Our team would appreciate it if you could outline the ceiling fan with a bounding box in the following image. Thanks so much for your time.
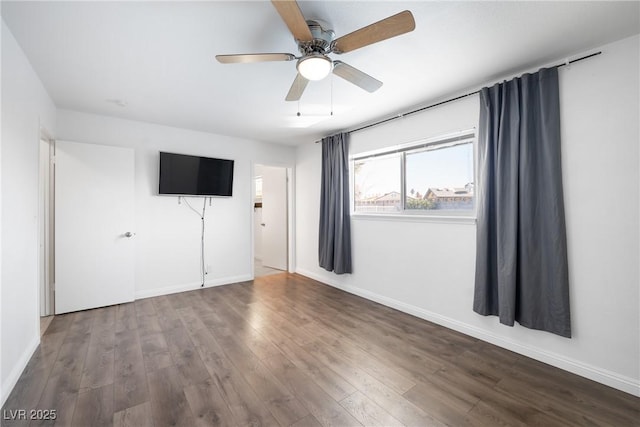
[215,0,415,101]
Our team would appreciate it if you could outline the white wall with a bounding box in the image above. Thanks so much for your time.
[56,110,296,299]
[1,20,57,405]
[295,35,640,396]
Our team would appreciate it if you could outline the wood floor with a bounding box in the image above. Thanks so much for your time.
[2,273,638,426]
[39,317,53,337]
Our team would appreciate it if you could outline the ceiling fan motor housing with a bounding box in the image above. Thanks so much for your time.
[298,19,335,56]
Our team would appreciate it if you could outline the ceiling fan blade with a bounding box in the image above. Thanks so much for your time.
[285,73,309,101]
[271,0,313,42]
[332,61,383,93]
[216,53,296,64]
[332,10,415,54]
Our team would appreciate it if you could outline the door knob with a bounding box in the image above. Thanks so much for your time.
[124,232,136,238]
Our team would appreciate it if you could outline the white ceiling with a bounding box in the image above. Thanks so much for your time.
[2,1,639,145]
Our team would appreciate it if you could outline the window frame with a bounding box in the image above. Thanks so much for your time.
[350,129,477,221]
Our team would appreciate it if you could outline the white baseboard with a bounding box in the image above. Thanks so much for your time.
[135,274,253,300]
[1,333,40,407]
[295,268,640,397]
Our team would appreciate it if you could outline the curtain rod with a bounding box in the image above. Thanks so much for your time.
[334,51,601,137]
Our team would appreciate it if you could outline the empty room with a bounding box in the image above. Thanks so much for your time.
[1,1,639,426]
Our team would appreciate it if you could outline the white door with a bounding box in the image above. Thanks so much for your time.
[261,166,288,271]
[55,141,135,314]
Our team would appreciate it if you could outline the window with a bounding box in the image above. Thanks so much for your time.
[352,130,475,215]
[353,154,402,213]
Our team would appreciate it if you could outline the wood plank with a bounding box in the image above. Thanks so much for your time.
[0,331,67,423]
[403,380,476,426]
[65,310,95,341]
[43,312,74,335]
[262,354,363,427]
[40,316,54,336]
[27,331,68,374]
[80,325,115,392]
[113,402,153,427]
[72,384,114,427]
[494,376,607,427]
[189,292,220,319]
[339,391,404,427]
[113,329,149,412]
[192,297,283,361]
[30,384,77,427]
[134,298,156,317]
[151,296,183,331]
[496,358,640,426]
[464,391,570,426]
[222,284,316,345]
[198,311,227,331]
[290,414,324,427]
[211,332,310,426]
[30,318,92,426]
[48,328,91,387]
[162,325,210,387]
[447,343,519,388]
[1,371,49,427]
[312,310,445,384]
[303,320,416,394]
[92,305,117,331]
[139,332,173,373]
[302,340,443,427]
[186,327,281,426]
[183,378,236,427]
[257,322,357,402]
[167,291,191,310]
[148,365,196,427]
[175,306,208,333]
[135,313,163,338]
[115,303,137,333]
[427,363,503,413]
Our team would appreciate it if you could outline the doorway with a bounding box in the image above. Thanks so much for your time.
[253,164,290,277]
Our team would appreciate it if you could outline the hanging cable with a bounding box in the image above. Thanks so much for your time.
[201,198,206,287]
[182,197,201,217]
[182,197,208,287]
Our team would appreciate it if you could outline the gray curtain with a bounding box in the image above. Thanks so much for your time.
[473,67,571,338]
[319,132,352,274]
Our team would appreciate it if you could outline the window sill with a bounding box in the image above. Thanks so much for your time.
[351,213,476,225]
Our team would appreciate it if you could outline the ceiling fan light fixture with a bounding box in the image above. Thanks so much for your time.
[297,55,332,81]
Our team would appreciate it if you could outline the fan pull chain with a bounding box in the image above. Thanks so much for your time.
[330,72,334,116]
[297,98,301,117]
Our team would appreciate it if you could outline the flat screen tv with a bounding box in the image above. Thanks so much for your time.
[159,152,234,197]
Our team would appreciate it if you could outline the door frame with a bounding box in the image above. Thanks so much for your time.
[38,127,55,317]
[251,162,295,277]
